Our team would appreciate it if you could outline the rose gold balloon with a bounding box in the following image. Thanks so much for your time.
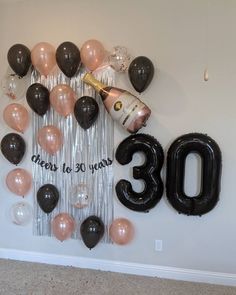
[52,213,75,242]
[31,42,56,76]
[109,218,134,245]
[80,39,106,71]
[6,168,32,197]
[50,84,76,117]
[3,103,29,133]
[37,125,63,155]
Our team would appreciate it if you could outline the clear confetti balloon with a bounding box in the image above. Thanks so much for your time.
[70,183,90,209]
[108,46,131,72]
[1,73,27,101]
[10,202,33,226]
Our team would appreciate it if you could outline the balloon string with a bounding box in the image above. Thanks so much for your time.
[204,0,210,82]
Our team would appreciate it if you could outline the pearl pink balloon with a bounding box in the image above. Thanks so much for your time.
[80,39,106,71]
[31,42,56,76]
[3,103,29,133]
[50,84,76,117]
[109,218,134,245]
[6,168,32,197]
[10,202,33,225]
[52,213,75,242]
[37,125,63,155]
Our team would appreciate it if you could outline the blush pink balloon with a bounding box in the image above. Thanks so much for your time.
[6,168,32,197]
[50,84,76,117]
[52,213,75,242]
[3,103,29,133]
[80,39,106,71]
[109,218,134,245]
[31,42,56,76]
[37,125,63,155]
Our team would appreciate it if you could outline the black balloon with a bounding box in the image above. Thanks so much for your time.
[1,133,26,165]
[74,96,99,129]
[128,56,154,93]
[37,184,59,214]
[115,134,164,212]
[166,133,222,216]
[56,42,81,78]
[80,216,104,249]
[7,44,31,77]
[26,83,50,116]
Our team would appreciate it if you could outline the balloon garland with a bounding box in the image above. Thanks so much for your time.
[0,39,222,250]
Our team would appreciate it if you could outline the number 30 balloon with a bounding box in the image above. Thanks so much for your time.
[115,133,164,212]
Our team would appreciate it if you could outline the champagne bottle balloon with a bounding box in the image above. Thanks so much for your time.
[82,73,151,133]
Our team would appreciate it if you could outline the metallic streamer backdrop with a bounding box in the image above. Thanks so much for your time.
[31,66,114,243]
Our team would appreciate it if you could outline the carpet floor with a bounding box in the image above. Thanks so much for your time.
[0,259,235,295]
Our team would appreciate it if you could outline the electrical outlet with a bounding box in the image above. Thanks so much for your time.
[155,239,163,251]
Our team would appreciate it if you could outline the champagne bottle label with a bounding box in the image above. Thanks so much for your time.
[109,92,146,129]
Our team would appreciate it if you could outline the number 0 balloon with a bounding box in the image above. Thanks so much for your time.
[166,133,222,216]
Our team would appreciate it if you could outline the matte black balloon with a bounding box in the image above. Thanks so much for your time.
[115,133,164,212]
[166,133,222,216]
[7,44,31,77]
[37,184,59,214]
[26,83,50,116]
[128,56,154,93]
[1,133,26,165]
[80,216,104,249]
[56,42,81,78]
[74,96,99,129]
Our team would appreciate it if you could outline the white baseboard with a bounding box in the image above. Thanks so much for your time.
[0,248,235,287]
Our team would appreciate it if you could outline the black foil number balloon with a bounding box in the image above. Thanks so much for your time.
[26,83,50,116]
[80,216,104,249]
[115,134,164,212]
[37,184,59,214]
[7,44,31,77]
[1,133,26,165]
[166,133,222,216]
[74,96,99,129]
[128,56,154,93]
[56,41,81,78]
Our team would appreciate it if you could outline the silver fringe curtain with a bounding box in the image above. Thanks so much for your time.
[31,66,114,243]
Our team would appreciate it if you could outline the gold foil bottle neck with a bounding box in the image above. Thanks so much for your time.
[82,73,107,93]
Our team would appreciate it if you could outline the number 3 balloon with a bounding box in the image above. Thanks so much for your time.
[115,133,164,212]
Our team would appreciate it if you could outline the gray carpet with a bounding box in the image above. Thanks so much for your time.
[0,259,235,295]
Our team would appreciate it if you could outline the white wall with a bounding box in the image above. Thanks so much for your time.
[0,0,235,276]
